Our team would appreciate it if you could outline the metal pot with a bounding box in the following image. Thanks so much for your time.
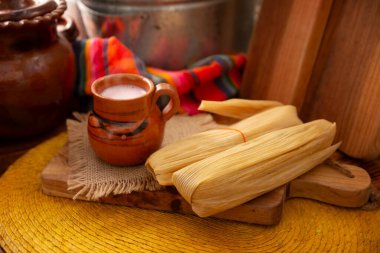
[78,0,255,70]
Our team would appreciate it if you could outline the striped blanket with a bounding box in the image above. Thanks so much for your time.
[73,37,246,115]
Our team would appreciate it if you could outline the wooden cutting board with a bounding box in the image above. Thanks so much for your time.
[40,146,371,225]
[241,0,380,160]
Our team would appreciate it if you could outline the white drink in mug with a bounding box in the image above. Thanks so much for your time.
[101,84,146,100]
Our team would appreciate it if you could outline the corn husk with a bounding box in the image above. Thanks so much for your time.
[146,105,302,185]
[172,119,339,217]
[198,99,283,119]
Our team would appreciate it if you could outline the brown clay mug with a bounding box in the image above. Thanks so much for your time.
[88,73,180,166]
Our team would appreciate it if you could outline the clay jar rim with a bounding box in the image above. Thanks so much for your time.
[0,0,67,29]
[91,73,155,122]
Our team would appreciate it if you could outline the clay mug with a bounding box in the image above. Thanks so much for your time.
[88,73,180,166]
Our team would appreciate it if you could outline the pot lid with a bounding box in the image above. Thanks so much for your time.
[0,0,66,28]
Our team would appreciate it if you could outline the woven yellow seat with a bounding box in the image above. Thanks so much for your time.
[1,132,380,252]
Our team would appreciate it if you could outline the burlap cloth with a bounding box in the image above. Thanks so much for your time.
[66,113,219,200]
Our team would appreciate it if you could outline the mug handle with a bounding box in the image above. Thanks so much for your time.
[152,83,180,122]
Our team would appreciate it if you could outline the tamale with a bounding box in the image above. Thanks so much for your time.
[172,120,339,217]
[198,99,283,119]
[146,105,302,185]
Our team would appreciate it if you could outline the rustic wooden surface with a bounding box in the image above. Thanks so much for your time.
[40,144,371,225]
[289,162,371,207]
[240,0,333,109]
[40,145,286,225]
[300,0,380,160]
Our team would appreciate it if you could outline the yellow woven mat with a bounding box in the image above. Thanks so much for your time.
[1,133,380,252]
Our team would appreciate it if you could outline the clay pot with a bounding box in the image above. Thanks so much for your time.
[88,74,180,166]
[0,0,76,138]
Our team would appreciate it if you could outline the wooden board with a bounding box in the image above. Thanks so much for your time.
[41,146,371,225]
[240,0,380,160]
[240,0,333,110]
[300,0,380,159]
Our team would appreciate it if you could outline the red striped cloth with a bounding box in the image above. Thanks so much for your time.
[73,37,246,115]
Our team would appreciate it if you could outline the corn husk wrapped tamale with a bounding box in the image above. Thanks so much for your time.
[172,119,339,217]
[146,105,302,185]
[198,99,283,119]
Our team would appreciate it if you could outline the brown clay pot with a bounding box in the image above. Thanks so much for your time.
[0,0,76,138]
[88,74,180,166]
